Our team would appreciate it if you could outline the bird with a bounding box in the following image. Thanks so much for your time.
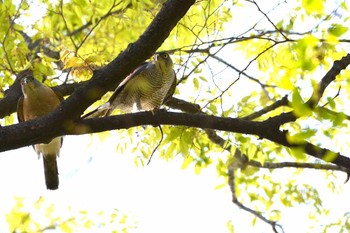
[17,76,63,190]
[83,52,176,118]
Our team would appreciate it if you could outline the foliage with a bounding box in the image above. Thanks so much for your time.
[5,196,136,233]
[1,0,350,232]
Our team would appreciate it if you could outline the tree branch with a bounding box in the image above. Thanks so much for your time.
[17,30,60,60]
[67,4,132,37]
[246,0,288,40]
[312,53,350,105]
[262,53,350,128]
[2,110,350,169]
[241,95,289,120]
[167,98,350,175]
[247,160,350,173]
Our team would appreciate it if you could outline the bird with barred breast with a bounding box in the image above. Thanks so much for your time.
[17,76,63,190]
[84,52,176,118]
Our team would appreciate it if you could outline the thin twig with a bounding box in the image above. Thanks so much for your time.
[59,0,78,50]
[247,160,350,173]
[228,162,284,233]
[1,0,25,74]
[209,54,276,89]
[320,86,341,108]
[76,0,120,50]
[246,0,288,40]
[242,95,289,120]
[67,4,131,36]
[147,125,164,165]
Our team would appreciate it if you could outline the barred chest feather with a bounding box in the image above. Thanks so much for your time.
[140,67,175,111]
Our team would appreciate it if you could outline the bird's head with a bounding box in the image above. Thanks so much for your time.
[154,52,173,69]
[20,76,43,97]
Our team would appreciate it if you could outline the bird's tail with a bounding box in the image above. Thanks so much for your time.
[82,102,111,119]
[43,154,59,190]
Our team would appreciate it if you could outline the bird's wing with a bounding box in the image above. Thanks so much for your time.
[53,91,64,147]
[108,61,150,103]
[17,95,47,150]
[17,96,25,122]
[162,71,177,105]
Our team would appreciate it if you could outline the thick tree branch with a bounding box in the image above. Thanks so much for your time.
[312,53,350,105]
[167,98,350,174]
[77,112,350,168]
[167,96,350,170]
[3,110,350,168]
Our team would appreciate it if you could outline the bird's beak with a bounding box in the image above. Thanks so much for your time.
[153,53,159,61]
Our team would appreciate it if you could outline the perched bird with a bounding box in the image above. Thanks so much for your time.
[17,76,63,190]
[84,52,176,118]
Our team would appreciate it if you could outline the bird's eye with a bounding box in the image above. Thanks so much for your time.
[163,53,168,58]
[21,76,34,85]
[26,76,34,82]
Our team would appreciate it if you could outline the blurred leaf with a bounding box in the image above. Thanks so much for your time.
[291,89,312,117]
[328,24,348,37]
[302,0,324,14]
[322,151,338,163]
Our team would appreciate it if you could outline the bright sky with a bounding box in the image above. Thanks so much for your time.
[0,134,256,233]
[1,0,350,233]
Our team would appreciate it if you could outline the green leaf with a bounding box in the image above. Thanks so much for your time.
[193,77,199,90]
[328,24,348,37]
[287,129,316,145]
[181,156,193,170]
[291,89,312,117]
[289,147,307,160]
[226,220,235,233]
